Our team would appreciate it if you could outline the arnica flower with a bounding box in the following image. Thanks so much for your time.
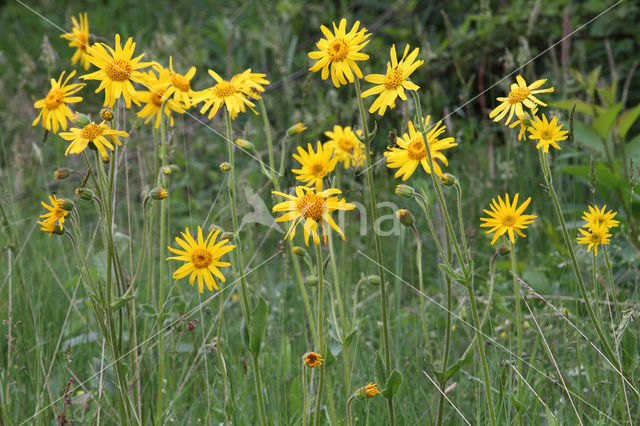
[60,121,129,160]
[303,352,323,368]
[384,116,457,180]
[288,122,307,136]
[509,107,537,141]
[161,56,196,108]
[361,44,424,116]
[81,34,151,108]
[527,114,568,153]
[480,193,537,245]
[192,70,255,119]
[231,69,270,100]
[577,225,611,255]
[272,186,355,246]
[308,18,370,88]
[356,382,380,399]
[323,125,365,169]
[291,142,338,191]
[167,226,235,293]
[60,13,91,70]
[32,70,85,133]
[40,195,70,230]
[489,75,554,125]
[38,220,64,237]
[581,205,619,232]
[137,66,187,128]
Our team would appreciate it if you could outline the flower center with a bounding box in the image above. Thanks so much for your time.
[44,89,65,109]
[540,129,552,140]
[508,86,530,104]
[105,59,133,82]
[337,137,355,153]
[589,233,601,243]
[311,163,326,177]
[384,68,403,90]
[171,73,191,92]
[80,123,104,141]
[327,39,348,62]
[191,248,213,269]
[502,214,516,226]
[212,81,235,98]
[407,138,427,160]
[151,88,165,107]
[296,193,327,222]
[75,33,88,50]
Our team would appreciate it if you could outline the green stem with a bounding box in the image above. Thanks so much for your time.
[354,77,395,426]
[411,224,433,359]
[508,238,523,402]
[314,244,326,426]
[435,228,454,426]
[217,294,233,425]
[346,394,355,426]
[603,247,621,323]
[302,363,308,426]
[259,98,277,184]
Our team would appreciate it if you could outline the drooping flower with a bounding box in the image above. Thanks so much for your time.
[60,121,129,160]
[323,125,365,169]
[272,186,355,246]
[32,70,85,133]
[527,114,568,153]
[509,107,538,141]
[356,383,380,399]
[489,75,554,125]
[60,13,91,70]
[291,142,338,191]
[192,70,255,119]
[81,34,151,107]
[161,56,197,108]
[39,195,70,230]
[361,44,424,116]
[384,116,457,180]
[577,225,611,256]
[137,65,187,128]
[581,205,619,232]
[38,220,63,237]
[303,352,323,368]
[480,193,537,245]
[167,226,235,293]
[308,18,370,87]
[231,69,270,99]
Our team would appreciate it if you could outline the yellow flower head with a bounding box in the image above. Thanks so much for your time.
[60,121,129,160]
[577,225,611,256]
[40,195,70,230]
[303,352,323,368]
[509,107,538,141]
[480,193,537,245]
[192,70,255,120]
[384,116,457,180]
[489,75,554,125]
[581,205,619,232]
[32,70,85,134]
[272,186,355,246]
[356,382,380,399]
[37,220,63,237]
[231,69,270,99]
[167,226,235,293]
[323,125,365,169]
[361,44,424,116]
[527,114,568,153]
[137,65,187,128]
[81,34,152,108]
[60,13,91,70]
[161,56,197,108]
[291,142,338,191]
[288,122,307,136]
[308,18,370,87]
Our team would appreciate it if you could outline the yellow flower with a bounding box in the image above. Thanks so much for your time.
[508,107,538,141]
[231,69,270,99]
[527,114,568,153]
[384,116,457,180]
[60,13,91,70]
[303,352,323,368]
[32,70,85,133]
[489,75,554,125]
[356,382,380,399]
[361,44,424,116]
[37,220,63,237]
[288,122,307,136]
[480,193,537,245]
[581,205,619,232]
[60,121,129,160]
[137,66,187,128]
[81,34,151,108]
[192,70,255,119]
[323,125,365,169]
[272,186,355,246]
[167,226,235,293]
[577,225,611,256]
[291,142,338,191]
[40,195,69,230]
[162,56,197,108]
[308,18,370,87]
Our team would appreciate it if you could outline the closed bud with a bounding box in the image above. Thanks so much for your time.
[162,166,172,175]
[358,275,380,287]
[54,168,70,180]
[100,108,114,122]
[440,173,457,187]
[235,138,254,150]
[58,198,75,211]
[292,246,306,257]
[287,122,307,137]
[149,187,168,200]
[221,231,234,241]
[496,243,510,256]
[102,153,110,164]
[220,162,232,172]
[395,184,415,198]
[170,164,180,173]
[72,112,91,127]
[395,209,414,227]
[75,187,94,201]
[304,275,318,286]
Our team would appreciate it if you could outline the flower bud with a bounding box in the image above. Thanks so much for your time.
[149,187,168,200]
[54,168,70,180]
[496,243,510,256]
[100,108,114,122]
[38,221,65,236]
[162,166,172,176]
[72,112,91,127]
[56,198,75,211]
[75,187,94,201]
[235,138,254,150]
[287,122,307,137]
[440,173,457,187]
[221,231,234,241]
[395,209,414,227]
[304,275,318,286]
[292,246,306,257]
[356,383,380,400]
[358,275,380,287]
[220,162,232,172]
[395,184,415,199]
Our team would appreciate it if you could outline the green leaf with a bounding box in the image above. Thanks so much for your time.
[627,134,640,164]
[438,263,466,285]
[573,122,605,156]
[593,103,622,139]
[381,369,402,399]
[249,297,268,357]
[551,99,597,116]
[618,104,640,139]
[434,349,473,383]
[110,294,134,311]
[545,406,559,426]
[374,352,386,387]
[561,162,624,190]
[587,66,601,100]
[139,303,157,318]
